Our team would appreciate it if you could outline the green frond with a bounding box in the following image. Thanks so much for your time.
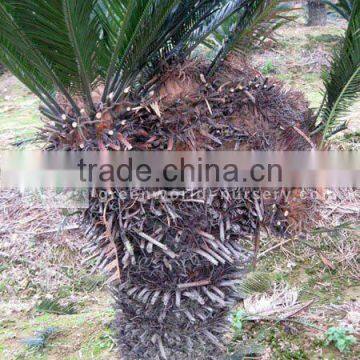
[0,43,61,115]
[0,0,261,122]
[208,0,296,74]
[135,0,248,91]
[104,0,182,101]
[4,1,78,88]
[101,0,153,101]
[96,0,129,42]
[317,0,360,146]
[0,0,80,114]
[184,0,249,55]
[104,0,248,98]
[63,0,103,111]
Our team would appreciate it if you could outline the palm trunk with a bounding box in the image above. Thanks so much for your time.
[76,60,318,360]
[307,0,327,26]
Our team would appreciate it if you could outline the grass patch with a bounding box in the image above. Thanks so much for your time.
[80,329,115,358]
[306,33,342,47]
[0,73,41,149]
[261,59,276,75]
[0,296,115,360]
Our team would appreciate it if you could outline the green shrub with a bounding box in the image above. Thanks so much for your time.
[324,326,357,353]
[261,60,276,75]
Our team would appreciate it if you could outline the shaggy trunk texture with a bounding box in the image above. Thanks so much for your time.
[41,59,318,359]
[307,0,327,26]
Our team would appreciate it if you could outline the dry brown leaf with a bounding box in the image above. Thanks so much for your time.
[150,102,161,118]
[320,254,336,270]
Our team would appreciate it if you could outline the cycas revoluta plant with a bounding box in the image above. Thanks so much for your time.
[311,0,360,146]
[1,0,355,359]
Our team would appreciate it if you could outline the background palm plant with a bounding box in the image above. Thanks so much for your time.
[0,0,358,359]
[307,0,327,26]
[323,0,354,21]
[206,0,296,72]
[311,0,360,145]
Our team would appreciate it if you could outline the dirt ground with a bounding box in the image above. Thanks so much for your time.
[0,13,359,360]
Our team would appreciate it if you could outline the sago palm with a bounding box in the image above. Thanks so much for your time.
[1,0,358,359]
[311,0,360,145]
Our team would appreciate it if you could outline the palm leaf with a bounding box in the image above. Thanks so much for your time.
[4,1,78,88]
[104,0,181,102]
[100,0,148,101]
[135,0,249,92]
[0,1,80,114]
[208,0,296,74]
[321,66,360,145]
[315,1,360,146]
[243,283,301,320]
[96,0,128,41]
[63,0,102,111]
[0,43,61,115]
[184,0,249,55]
[108,0,249,99]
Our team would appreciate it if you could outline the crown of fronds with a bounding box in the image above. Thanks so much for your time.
[0,0,249,120]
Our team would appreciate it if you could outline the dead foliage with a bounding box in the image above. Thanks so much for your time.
[313,188,360,280]
[0,190,85,296]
